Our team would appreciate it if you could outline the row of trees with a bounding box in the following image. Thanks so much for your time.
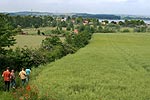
[2,13,149,34]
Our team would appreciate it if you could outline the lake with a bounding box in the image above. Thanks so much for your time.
[99,19,150,24]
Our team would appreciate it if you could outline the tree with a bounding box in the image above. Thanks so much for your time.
[0,14,16,54]
[41,36,62,51]
[37,30,41,35]
[66,25,71,31]
[118,21,125,26]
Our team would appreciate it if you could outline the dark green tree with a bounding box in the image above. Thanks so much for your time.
[0,14,16,54]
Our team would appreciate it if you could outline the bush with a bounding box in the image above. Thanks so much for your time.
[134,26,147,32]
[146,27,150,32]
[102,23,120,33]
[0,48,47,71]
[121,29,130,33]
[65,31,92,49]
[51,29,61,34]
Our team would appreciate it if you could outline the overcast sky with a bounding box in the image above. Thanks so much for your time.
[0,0,150,15]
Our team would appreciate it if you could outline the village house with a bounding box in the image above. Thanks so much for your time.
[83,20,89,25]
[74,29,79,34]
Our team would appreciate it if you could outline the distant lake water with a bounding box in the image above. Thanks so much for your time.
[99,19,150,24]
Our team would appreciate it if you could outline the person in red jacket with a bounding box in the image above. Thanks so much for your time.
[2,67,11,91]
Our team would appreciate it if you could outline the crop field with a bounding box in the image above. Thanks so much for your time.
[30,33,150,100]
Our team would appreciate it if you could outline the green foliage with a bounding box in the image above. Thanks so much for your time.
[41,36,62,51]
[146,27,150,32]
[134,26,147,32]
[102,20,109,24]
[118,21,125,26]
[0,14,16,54]
[51,20,57,27]
[61,21,67,27]
[121,28,130,33]
[125,19,146,27]
[34,24,39,29]
[40,36,71,62]
[51,29,61,34]
[66,31,92,49]
[75,17,83,24]
[97,23,120,33]
[66,25,71,31]
[0,47,47,71]
[77,24,85,32]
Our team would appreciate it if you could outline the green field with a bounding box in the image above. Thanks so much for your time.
[22,27,55,35]
[30,33,150,100]
[10,35,46,49]
[22,27,66,35]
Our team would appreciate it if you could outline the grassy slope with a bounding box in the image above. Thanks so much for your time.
[32,33,150,99]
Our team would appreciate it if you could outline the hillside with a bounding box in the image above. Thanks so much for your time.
[31,33,150,100]
[3,11,150,20]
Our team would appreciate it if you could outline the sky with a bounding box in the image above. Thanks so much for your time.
[0,0,150,15]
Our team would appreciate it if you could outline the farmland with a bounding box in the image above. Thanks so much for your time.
[29,33,150,100]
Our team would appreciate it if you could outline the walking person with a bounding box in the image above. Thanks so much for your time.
[10,69,16,89]
[25,68,31,83]
[2,67,11,91]
[19,68,26,86]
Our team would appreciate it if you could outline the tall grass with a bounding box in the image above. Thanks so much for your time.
[30,33,150,100]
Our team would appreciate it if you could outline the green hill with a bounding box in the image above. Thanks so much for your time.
[31,33,150,100]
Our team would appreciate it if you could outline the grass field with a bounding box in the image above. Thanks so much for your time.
[22,27,55,35]
[29,33,150,100]
[10,35,46,49]
[10,35,65,49]
[22,27,66,35]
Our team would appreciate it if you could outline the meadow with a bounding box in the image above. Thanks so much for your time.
[29,33,150,100]
[22,27,55,35]
[10,35,46,49]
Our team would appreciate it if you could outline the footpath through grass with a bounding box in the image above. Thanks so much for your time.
[31,33,150,100]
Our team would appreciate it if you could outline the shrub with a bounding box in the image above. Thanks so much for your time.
[102,23,120,33]
[134,26,147,32]
[146,27,150,32]
[66,26,71,31]
[65,31,92,49]
[41,36,62,51]
[121,29,130,33]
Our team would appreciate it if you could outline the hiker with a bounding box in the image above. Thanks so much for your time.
[19,68,26,86]
[10,69,16,89]
[25,68,31,83]
[2,67,11,91]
